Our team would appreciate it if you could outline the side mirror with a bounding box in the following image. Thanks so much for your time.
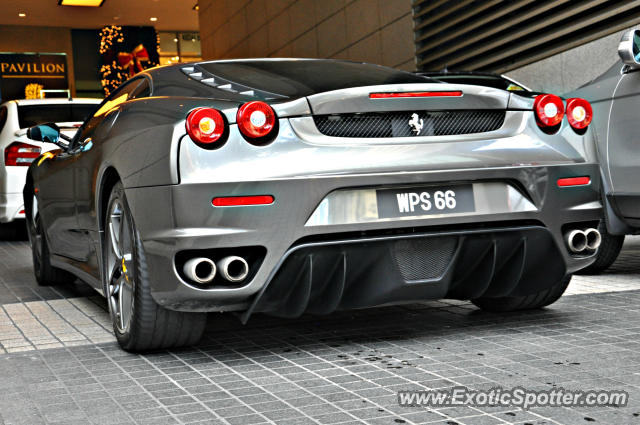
[618,29,640,69]
[27,123,63,147]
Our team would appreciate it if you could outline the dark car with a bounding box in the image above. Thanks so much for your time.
[24,59,602,351]
[567,29,640,273]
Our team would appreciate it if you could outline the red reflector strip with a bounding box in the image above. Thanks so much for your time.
[18,210,24,214]
[557,177,591,187]
[212,195,274,207]
[369,91,463,99]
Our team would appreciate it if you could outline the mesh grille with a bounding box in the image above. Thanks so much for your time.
[392,237,457,281]
[313,110,505,138]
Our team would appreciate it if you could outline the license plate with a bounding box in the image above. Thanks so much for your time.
[376,184,475,219]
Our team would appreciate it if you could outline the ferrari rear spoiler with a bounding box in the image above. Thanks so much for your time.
[305,84,509,115]
[303,84,534,115]
[246,85,536,123]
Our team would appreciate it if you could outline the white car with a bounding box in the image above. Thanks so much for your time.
[0,98,100,229]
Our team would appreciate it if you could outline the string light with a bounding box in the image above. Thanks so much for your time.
[99,25,158,96]
[25,83,44,99]
[99,25,124,55]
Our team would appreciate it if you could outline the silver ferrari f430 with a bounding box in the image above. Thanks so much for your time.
[24,59,602,351]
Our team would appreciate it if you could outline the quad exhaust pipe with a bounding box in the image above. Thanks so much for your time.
[565,228,601,253]
[183,257,217,285]
[217,256,249,283]
[565,229,587,253]
[584,228,602,251]
[182,255,250,285]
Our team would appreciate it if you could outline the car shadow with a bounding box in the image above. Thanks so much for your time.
[603,237,640,275]
[176,300,579,362]
[74,280,605,365]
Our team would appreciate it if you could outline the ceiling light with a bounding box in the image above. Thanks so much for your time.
[150,17,158,22]
[18,13,26,17]
[193,3,199,11]
[58,0,106,6]
[173,38,178,42]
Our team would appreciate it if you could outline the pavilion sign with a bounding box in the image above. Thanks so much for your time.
[0,53,69,101]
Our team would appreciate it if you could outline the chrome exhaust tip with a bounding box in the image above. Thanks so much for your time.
[183,257,216,284]
[565,229,587,253]
[217,256,249,283]
[585,228,602,250]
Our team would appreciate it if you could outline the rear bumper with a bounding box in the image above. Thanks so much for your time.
[0,164,29,223]
[0,193,25,223]
[243,225,564,322]
[124,163,602,312]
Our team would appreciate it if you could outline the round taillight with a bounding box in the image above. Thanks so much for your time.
[185,107,226,146]
[566,98,593,130]
[533,94,564,128]
[236,101,277,141]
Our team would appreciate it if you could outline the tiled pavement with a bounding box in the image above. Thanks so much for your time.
[0,240,94,304]
[1,238,640,424]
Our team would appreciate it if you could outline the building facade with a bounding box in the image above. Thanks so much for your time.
[198,0,640,94]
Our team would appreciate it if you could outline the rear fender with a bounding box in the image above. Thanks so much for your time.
[102,97,241,188]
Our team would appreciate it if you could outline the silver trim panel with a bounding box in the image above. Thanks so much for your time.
[306,83,509,114]
[305,182,537,226]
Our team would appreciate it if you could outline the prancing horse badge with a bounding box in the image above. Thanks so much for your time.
[409,113,424,135]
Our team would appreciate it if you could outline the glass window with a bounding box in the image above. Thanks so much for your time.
[17,104,97,128]
[158,32,179,61]
[179,33,201,55]
[91,77,145,117]
[70,77,144,147]
[158,31,201,65]
[198,60,436,98]
[130,78,151,99]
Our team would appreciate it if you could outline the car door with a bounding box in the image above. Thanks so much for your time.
[70,78,149,282]
[35,146,82,259]
[36,79,145,268]
[607,68,640,204]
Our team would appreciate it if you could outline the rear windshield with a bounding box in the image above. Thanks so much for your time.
[18,104,97,128]
[199,60,437,98]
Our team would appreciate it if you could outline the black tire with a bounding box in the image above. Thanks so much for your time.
[471,275,572,312]
[27,204,75,286]
[575,222,625,275]
[104,182,206,352]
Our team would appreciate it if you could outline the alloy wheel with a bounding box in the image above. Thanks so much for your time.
[105,198,135,334]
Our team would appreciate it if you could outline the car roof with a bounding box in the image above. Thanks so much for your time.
[147,58,436,101]
[7,98,102,106]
